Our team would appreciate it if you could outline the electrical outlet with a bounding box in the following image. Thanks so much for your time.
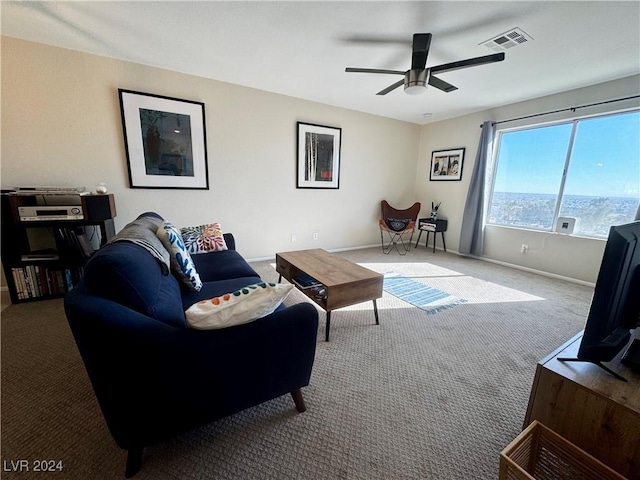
[521,244,529,253]
[313,232,319,240]
[291,234,297,243]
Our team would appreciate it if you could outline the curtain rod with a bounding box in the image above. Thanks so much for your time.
[480,94,640,128]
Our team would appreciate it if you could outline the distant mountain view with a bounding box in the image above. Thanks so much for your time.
[488,192,639,238]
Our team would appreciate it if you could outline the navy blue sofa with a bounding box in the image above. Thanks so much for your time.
[63,213,319,477]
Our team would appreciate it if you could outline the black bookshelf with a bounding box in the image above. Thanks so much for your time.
[1,193,116,303]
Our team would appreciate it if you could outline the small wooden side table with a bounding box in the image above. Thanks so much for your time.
[415,218,448,253]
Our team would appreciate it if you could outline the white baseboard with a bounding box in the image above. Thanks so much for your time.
[246,244,380,263]
[395,243,594,287]
[329,243,380,253]
[459,252,595,288]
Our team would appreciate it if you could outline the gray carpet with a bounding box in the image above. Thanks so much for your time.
[1,247,594,479]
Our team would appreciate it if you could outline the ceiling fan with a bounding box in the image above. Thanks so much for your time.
[345,33,505,96]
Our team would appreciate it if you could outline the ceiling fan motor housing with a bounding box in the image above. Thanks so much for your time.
[345,32,504,96]
[404,69,430,95]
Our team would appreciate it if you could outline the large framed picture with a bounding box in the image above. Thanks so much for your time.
[118,89,209,189]
[430,148,465,181]
[297,122,341,189]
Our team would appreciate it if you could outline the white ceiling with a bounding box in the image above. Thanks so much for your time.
[2,1,639,125]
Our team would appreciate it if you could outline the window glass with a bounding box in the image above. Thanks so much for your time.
[559,111,640,237]
[488,110,640,237]
[489,123,572,229]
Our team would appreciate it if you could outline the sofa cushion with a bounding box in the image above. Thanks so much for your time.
[181,222,228,254]
[83,241,186,328]
[157,221,203,291]
[181,276,263,309]
[185,282,293,330]
[191,250,260,283]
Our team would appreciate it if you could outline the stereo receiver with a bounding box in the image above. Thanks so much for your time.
[18,205,84,221]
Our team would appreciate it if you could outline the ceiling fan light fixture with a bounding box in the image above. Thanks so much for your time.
[404,84,427,95]
[404,69,429,95]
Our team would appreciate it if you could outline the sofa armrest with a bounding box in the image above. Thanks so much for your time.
[223,233,235,250]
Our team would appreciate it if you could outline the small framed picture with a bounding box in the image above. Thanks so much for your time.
[430,148,465,181]
[297,122,341,189]
[118,89,209,189]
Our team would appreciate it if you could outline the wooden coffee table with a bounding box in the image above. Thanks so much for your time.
[276,249,383,341]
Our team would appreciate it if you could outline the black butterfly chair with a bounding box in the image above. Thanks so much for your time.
[379,200,421,255]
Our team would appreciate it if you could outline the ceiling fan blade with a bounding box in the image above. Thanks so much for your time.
[346,67,405,75]
[411,33,432,70]
[376,79,405,96]
[430,52,505,75]
[339,34,411,46]
[428,75,458,93]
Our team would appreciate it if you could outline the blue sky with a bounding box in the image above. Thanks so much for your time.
[493,110,640,198]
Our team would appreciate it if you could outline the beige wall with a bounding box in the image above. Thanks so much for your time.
[415,75,640,283]
[2,36,638,287]
[1,37,420,261]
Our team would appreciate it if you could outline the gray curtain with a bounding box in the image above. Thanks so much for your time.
[459,121,495,255]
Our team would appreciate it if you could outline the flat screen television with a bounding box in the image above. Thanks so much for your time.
[558,220,640,381]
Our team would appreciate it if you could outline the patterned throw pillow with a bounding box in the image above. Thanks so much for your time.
[181,223,228,254]
[185,282,293,330]
[156,222,203,291]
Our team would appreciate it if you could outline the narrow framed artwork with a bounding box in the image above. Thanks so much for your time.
[429,148,465,181]
[118,89,209,189]
[297,122,341,189]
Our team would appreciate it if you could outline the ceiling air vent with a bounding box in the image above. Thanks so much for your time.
[480,28,533,53]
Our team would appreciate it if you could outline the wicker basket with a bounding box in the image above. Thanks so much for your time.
[499,421,625,480]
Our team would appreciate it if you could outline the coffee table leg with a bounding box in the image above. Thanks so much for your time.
[373,299,379,325]
[325,311,331,342]
[278,274,282,283]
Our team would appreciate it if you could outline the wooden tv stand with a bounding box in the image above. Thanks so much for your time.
[524,331,640,479]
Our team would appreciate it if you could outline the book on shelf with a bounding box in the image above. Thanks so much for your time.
[292,272,322,289]
[10,265,85,299]
[12,268,27,300]
[23,266,35,297]
[419,221,437,232]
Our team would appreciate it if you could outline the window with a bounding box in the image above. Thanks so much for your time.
[488,110,640,238]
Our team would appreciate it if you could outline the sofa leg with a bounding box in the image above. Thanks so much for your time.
[291,389,306,413]
[125,446,143,478]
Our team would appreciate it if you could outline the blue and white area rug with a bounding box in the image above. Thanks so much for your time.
[383,272,466,314]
